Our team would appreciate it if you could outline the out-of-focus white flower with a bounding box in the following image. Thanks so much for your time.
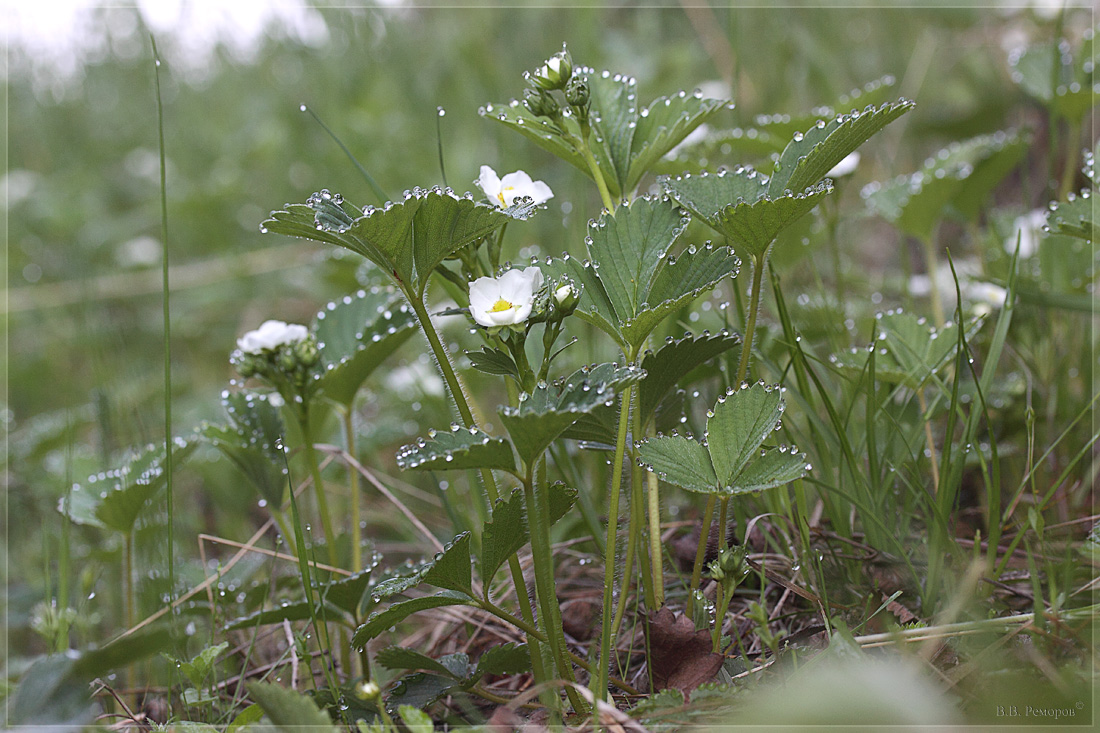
[966,281,1008,317]
[827,152,861,178]
[476,166,553,208]
[909,259,1008,316]
[237,320,309,354]
[469,267,545,327]
[664,123,712,160]
[115,235,162,268]
[1006,208,1046,258]
[696,79,731,100]
[385,359,444,398]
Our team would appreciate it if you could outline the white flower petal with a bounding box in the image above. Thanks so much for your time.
[237,319,308,353]
[467,267,544,327]
[475,165,502,202]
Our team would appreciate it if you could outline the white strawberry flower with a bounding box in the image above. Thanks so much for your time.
[237,320,309,354]
[468,267,545,328]
[476,165,554,208]
[1005,208,1046,258]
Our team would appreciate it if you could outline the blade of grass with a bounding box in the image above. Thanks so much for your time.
[151,35,176,620]
[436,106,448,188]
[301,104,388,206]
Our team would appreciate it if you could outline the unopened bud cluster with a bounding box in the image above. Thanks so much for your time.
[705,545,749,584]
[522,46,589,124]
[232,320,321,392]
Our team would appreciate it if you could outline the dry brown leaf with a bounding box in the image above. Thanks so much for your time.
[645,606,724,694]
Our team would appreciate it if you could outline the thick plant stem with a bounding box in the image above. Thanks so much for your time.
[407,294,479,429]
[688,494,716,617]
[596,383,634,701]
[405,292,544,680]
[646,425,664,608]
[342,408,362,574]
[524,461,587,715]
[576,124,616,212]
[632,403,656,608]
[736,255,767,386]
[300,414,339,568]
[611,483,643,640]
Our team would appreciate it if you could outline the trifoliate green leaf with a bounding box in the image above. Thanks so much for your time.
[863,131,1028,241]
[263,187,535,298]
[830,309,984,390]
[499,363,645,465]
[636,384,808,496]
[62,438,195,534]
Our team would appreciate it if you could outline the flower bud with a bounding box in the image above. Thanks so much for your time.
[705,545,749,583]
[552,279,580,316]
[277,349,298,372]
[528,51,572,91]
[356,680,381,700]
[565,75,589,109]
[233,352,262,379]
[523,88,560,119]
[295,338,320,367]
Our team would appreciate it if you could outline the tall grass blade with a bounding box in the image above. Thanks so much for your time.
[151,36,176,620]
[300,104,388,205]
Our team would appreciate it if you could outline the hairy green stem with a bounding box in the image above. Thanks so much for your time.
[576,122,616,212]
[596,382,634,701]
[524,460,586,715]
[342,408,362,574]
[300,413,339,568]
[405,291,544,682]
[688,495,717,617]
[646,425,664,608]
[736,254,767,386]
[611,480,642,640]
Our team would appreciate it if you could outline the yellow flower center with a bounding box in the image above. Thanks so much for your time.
[489,298,514,313]
[497,191,507,205]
